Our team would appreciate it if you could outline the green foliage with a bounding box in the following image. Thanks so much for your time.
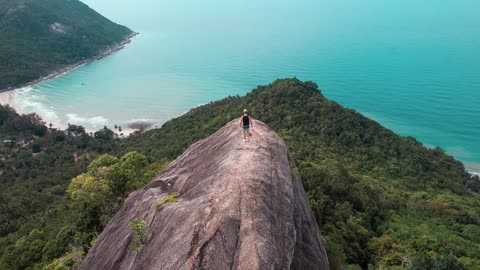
[0,105,120,239]
[87,154,120,177]
[94,128,115,141]
[0,105,46,137]
[129,219,147,251]
[66,152,152,230]
[67,174,109,208]
[0,148,153,269]
[31,142,42,153]
[0,0,132,90]
[1,79,479,269]
[407,254,466,270]
[116,78,479,269]
[347,265,362,270]
[65,124,86,137]
[44,246,84,270]
[155,193,179,210]
[105,151,152,198]
[41,225,76,262]
[0,105,121,269]
[0,229,45,270]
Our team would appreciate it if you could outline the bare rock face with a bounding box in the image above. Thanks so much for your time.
[79,120,329,270]
[49,22,69,34]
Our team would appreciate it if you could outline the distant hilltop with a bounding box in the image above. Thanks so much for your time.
[78,120,330,270]
[0,0,134,91]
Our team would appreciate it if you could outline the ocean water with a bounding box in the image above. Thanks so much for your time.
[9,0,480,172]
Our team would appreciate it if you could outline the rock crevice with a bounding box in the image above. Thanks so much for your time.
[79,120,329,270]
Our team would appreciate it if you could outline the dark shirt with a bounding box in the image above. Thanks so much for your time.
[242,115,250,126]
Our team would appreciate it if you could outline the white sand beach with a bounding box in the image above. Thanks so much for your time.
[0,91,24,115]
[0,32,141,136]
[0,90,139,136]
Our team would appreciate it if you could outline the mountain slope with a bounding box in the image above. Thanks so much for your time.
[120,79,480,269]
[0,79,478,269]
[0,0,133,90]
[79,120,329,270]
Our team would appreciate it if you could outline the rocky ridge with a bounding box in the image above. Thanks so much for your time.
[79,120,329,270]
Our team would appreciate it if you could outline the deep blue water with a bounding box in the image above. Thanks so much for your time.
[9,0,480,172]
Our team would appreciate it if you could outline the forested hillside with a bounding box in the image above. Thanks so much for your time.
[0,105,119,241]
[0,0,132,90]
[120,78,480,269]
[0,79,479,269]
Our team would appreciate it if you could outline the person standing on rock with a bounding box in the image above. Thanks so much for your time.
[240,109,253,141]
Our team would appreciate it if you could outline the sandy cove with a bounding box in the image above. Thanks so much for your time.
[0,90,137,136]
[0,33,139,136]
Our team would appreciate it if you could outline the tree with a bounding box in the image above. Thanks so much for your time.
[66,174,109,208]
[66,124,86,136]
[0,229,45,270]
[42,225,76,261]
[106,152,151,198]
[32,143,42,153]
[94,128,114,141]
[87,154,119,177]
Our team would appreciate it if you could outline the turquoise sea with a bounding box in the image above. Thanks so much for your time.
[10,0,480,172]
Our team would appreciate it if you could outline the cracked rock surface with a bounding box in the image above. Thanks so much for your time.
[78,120,329,270]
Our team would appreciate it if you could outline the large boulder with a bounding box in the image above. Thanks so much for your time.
[79,120,329,270]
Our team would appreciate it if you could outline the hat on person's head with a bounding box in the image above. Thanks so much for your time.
[243,109,248,113]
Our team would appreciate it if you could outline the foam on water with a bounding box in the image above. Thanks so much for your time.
[65,114,109,128]
[14,86,62,124]
[7,0,480,166]
[127,118,157,124]
[465,163,480,177]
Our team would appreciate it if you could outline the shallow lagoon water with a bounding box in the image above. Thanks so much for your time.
[10,0,480,171]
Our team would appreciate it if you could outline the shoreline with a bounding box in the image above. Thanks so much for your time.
[0,90,137,136]
[0,32,139,94]
[0,32,139,135]
[2,94,480,172]
[1,32,480,172]
[465,164,480,178]
[0,91,25,115]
